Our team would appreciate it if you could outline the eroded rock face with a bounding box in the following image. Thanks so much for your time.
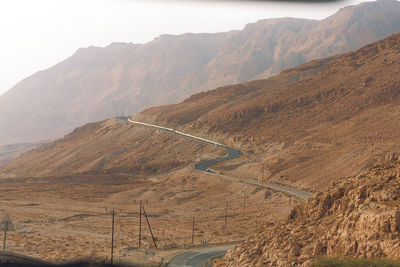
[223,158,400,266]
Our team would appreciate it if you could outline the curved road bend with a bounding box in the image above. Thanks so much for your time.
[119,116,312,200]
[164,245,234,267]
[118,117,313,265]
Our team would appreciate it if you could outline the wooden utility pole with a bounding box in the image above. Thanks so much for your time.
[142,206,158,249]
[139,200,142,247]
[261,164,265,187]
[243,191,247,215]
[111,209,115,265]
[191,215,195,245]
[2,222,7,251]
[224,201,229,227]
[2,215,15,252]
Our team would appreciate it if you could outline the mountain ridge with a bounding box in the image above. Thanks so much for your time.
[2,32,400,193]
[1,0,400,145]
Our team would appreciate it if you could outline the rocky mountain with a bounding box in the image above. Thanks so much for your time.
[1,0,400,145]
[138,32,400,190]
[2,32,400,195]
[222,156,400,266]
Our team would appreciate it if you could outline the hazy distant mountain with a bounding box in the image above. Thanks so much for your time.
[0,0,399,145]
[0,142,44,165]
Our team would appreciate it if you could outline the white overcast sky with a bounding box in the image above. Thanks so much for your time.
[0,0,368,96]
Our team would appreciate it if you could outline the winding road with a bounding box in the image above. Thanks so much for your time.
[118,116,312,200]
[118,116,313,266]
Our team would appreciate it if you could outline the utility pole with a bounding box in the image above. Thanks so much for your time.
[191,215,195,245]
[262,164,265,187]
[2,222,7,251]
[142,206,158,249]
[2,214,15,252]
[224,201,229,227]
[139,200,142,247]
[111,209,115,265]
[243,191,247,216]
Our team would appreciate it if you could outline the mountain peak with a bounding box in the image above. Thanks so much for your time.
[1,1,400,145]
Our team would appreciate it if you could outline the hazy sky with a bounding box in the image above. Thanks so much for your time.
[0,0,367,96]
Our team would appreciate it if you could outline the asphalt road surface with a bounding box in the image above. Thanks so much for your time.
[119,117,313,265]
[165,245,234,267]
[119,116,312,200]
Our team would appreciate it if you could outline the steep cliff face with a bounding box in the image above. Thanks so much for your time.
[1,0,400,145]
[223,156,400,266]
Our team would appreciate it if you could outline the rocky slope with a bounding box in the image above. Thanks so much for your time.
[139,32,400,190]
[222,155,400,266]
[1,32,400,194]
[1,0,400,145]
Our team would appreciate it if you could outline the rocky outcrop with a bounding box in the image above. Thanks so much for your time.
[223,158,400,266]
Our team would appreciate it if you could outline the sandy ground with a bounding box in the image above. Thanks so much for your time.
[0,162,297,265]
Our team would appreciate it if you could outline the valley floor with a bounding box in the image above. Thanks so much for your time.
[0,165,296,264]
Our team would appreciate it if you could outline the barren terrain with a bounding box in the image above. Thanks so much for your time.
[0,166,296,264]
[0,20,400,267]
[3,33,400,193]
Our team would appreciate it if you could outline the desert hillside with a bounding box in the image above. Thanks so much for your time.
[222,155,400,266]
[1,33,400,193]
[142,32,400,190]
[1,0,400,145]
[0,119,225,178]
